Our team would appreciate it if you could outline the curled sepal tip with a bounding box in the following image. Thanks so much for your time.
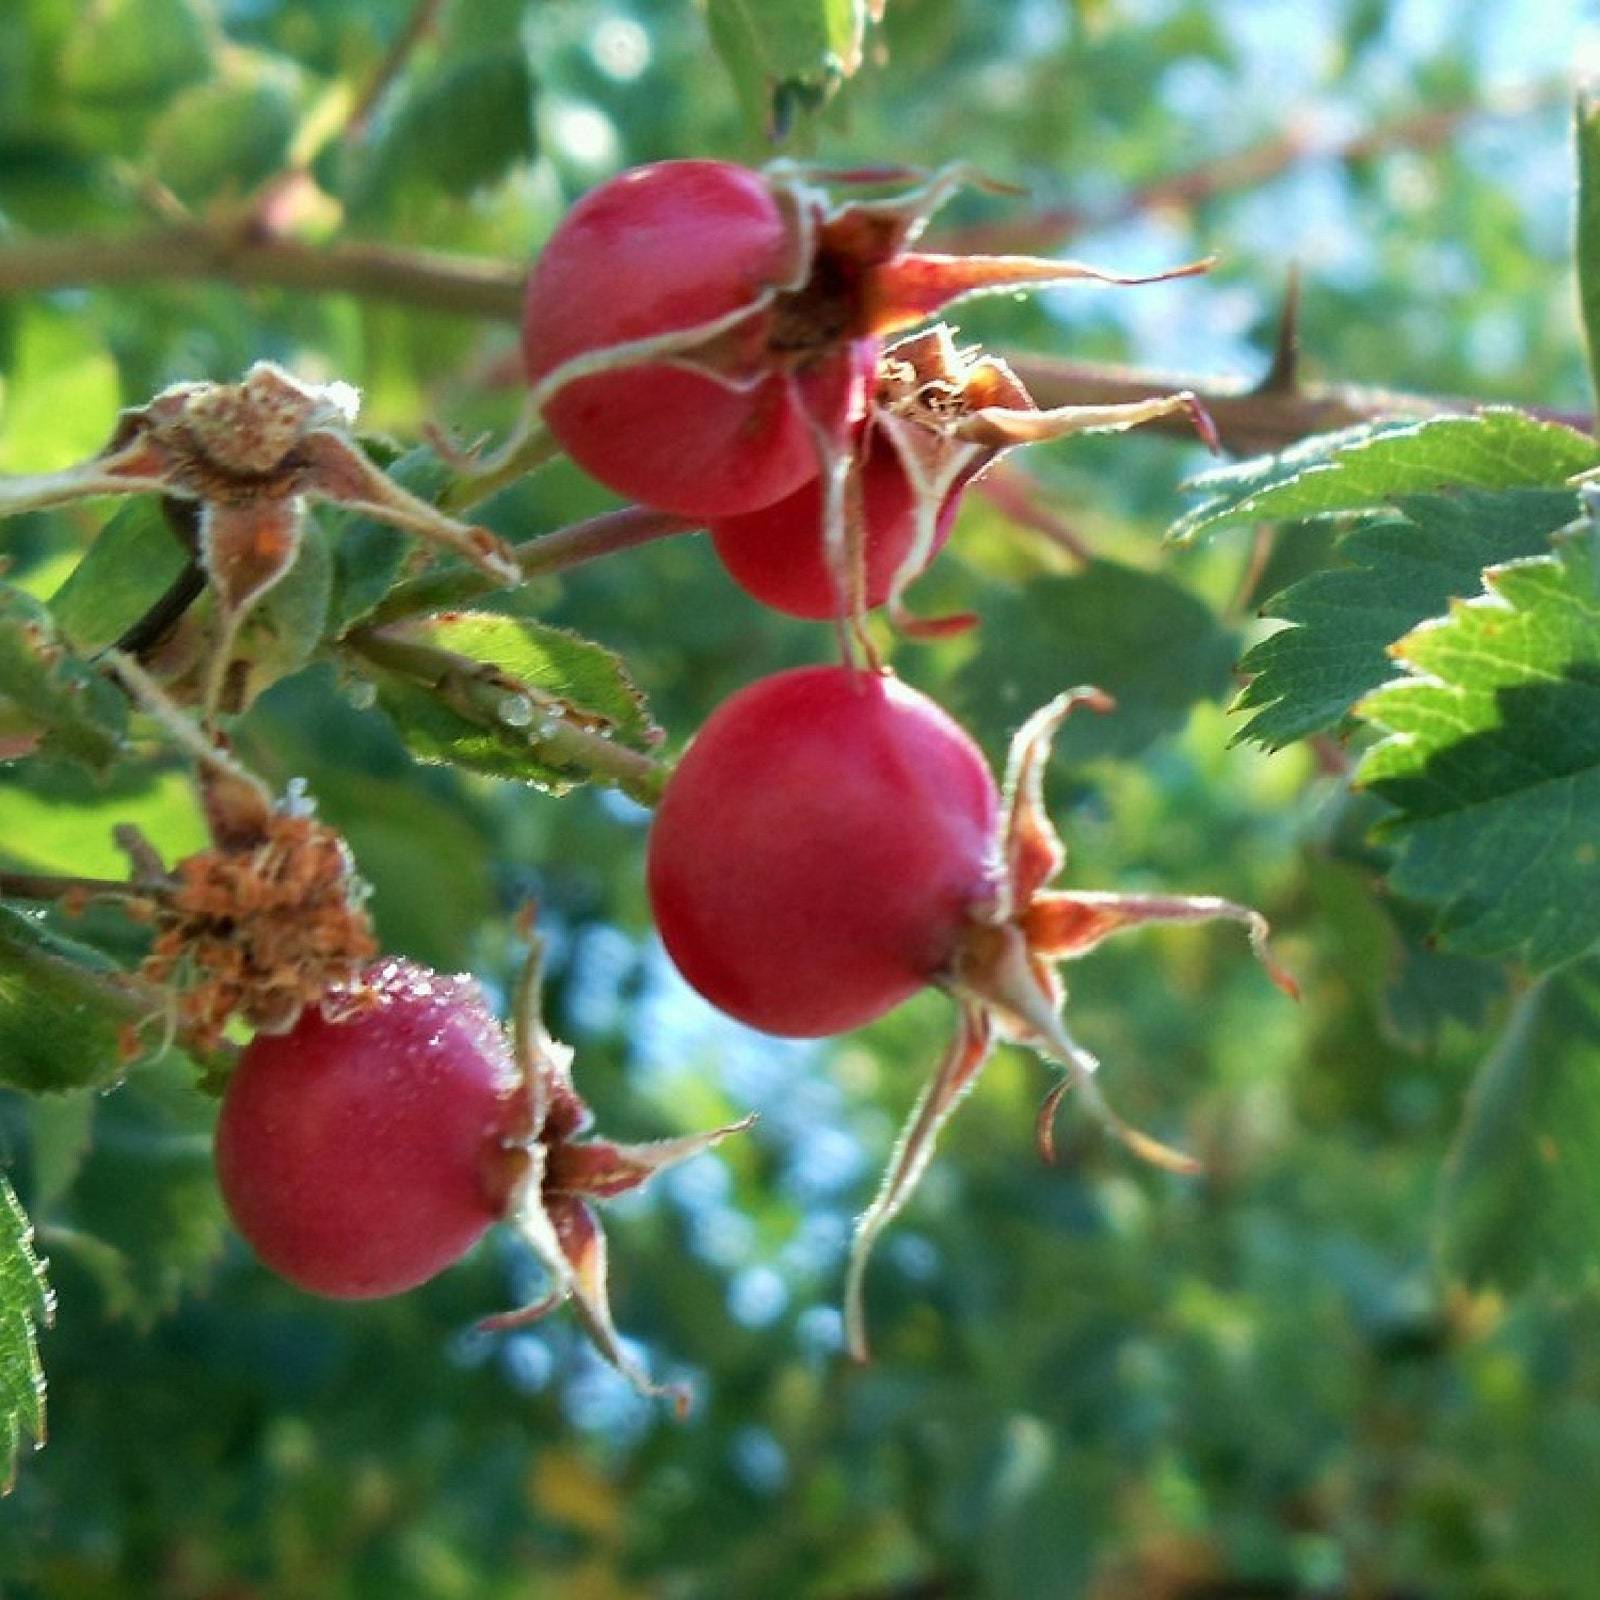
[844,1001,993,1365]
[488,918,754,1412]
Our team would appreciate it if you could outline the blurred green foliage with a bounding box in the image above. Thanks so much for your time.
[1,0,1598,1595]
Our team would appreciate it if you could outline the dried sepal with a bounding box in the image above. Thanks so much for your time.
[845,999,993,1363]
[845,688,1295,1356]
[1,364,519,719]
[487,922,752,1412]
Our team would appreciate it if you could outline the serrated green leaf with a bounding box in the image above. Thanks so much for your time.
[953,562,1238,763]
[0,907,142,1094]
[1173,410,1600,543]
[49,499,190,655]
[1578,90,1600,424]
[0,585,126,770]
[706,0,868,138]
[1356,530,1600,973]
[353,47,535,210]
[58,0,213,107]
[0,1176,49,1493]
[146,61,300,205]
[1236,489,1578,748]
[55,1057,225,1327]
[1438,961,1600,1295]
[412,611,655,748]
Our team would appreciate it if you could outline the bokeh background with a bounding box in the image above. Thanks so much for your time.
[2,0,1598,1594]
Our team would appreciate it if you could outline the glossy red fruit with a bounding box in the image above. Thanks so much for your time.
[707,428,961,620]
[522,161,831,519]
[215,958,524,1299]
[647,665,999,1036]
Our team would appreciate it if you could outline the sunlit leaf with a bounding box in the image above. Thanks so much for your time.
[1438,961,1600,1294]
[1357,525,1600,973]
[1173,410,1600,543]
[954,562,1238,763]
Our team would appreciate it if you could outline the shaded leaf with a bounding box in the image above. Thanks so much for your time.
[326,447,443,631]
[706,0,869,138]
[55,1057,226,1327]
[146,62,300,205]
[1438,961,1600,1294]
[1173,410,1600,543]
[1235,489,1577,748]
[0,585,126,770]
[0,908,143,1095]
[1357,528,1600,973]
[0,1177,49,1493]
[49,499,190,655]
[353,47,535,209]
[953,562,1238,763]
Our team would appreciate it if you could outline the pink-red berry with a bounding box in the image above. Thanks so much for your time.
[522,161,833,518]
[707,428,959,620]
[646,665,999,1036]
[215,958,523,1299]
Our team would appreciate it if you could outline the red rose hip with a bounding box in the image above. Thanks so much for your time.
[646,667,1294,1358]
[215,958,522,1299]
[707,428,961,620]
[646,665,1000,1036]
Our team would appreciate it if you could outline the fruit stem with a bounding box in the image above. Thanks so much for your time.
[361,505,697,627]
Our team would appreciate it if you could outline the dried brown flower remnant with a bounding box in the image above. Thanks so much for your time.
[140,810,377,1051]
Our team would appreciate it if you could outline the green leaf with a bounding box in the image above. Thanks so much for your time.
[353,47,535,210]
[413,611,655,748]
[1438,961,1600,1295]
[0,766,206,879]
[1577,90,1600,424]
[0,585,126,770]
[58,0,213,107]
[53,1057,225,1327]
[326,448,444,631]
[1356,527,1600,973]
[373,677,593,794]
[0,1176,49,1493]
[1172,410,1600,543]
[706,0,868,138]
[0,308,121,472]
[953,562,1238,763]
[49,499,190,655]
[146,61,300,205]
[0,907,142,1094]
[1235,489,1578,748]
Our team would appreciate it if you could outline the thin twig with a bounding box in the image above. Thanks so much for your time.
[934,79,1566,255]
[345,0,449,144]
[362,505,696,627]
[0,222,1588,457]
